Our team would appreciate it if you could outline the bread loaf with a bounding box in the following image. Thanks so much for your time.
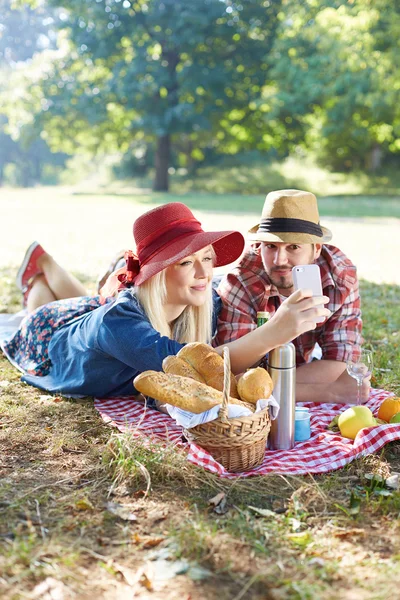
[237,367,274,404]
[177,342,240,399]
[133,371,255,414]
[162,355,206,383]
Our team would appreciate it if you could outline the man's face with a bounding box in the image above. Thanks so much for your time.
[260,242,322,296]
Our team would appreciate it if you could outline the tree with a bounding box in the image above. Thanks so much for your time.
[19,0,282,190]
[263,0,400,170]
[0,0,67,186]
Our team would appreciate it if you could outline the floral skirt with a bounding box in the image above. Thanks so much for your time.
[3,296,104,376]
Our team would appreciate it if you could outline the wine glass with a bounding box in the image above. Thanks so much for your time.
[346,348,373,405]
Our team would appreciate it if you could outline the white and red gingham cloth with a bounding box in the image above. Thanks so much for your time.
[94,388,400,478]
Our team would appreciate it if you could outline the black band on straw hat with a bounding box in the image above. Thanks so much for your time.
[258,217,323,238]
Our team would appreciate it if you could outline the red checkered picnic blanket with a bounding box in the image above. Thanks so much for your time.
[94,389,400,478]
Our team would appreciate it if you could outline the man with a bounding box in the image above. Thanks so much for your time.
[214,189,369,404]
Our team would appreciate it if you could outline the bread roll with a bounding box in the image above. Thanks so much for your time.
[133,371,254,414]
[162,355,206,383]
[177,342,240,399]
[237,367,274,404]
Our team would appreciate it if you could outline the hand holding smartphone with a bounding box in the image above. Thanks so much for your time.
[292,264,325,324]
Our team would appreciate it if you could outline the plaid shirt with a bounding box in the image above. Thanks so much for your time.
[213,244,362,365]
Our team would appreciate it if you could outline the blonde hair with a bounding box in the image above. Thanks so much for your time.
[135,268,213,344]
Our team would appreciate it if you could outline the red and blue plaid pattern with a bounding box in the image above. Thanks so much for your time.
[95,389,400,479]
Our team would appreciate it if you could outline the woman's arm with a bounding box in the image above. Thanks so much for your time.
[214,289,331,374]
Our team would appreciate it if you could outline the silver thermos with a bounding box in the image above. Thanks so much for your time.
[267,343,296,450]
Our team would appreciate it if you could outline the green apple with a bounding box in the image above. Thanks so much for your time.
[389,412,400,424]
[338,406,376,440]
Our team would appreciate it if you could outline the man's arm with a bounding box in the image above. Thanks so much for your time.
[296,359,346,384]
[294,267,365,403]
[317,271,362,363]
[296,369,371,404]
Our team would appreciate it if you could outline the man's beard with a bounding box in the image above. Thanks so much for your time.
[268,271,294,290]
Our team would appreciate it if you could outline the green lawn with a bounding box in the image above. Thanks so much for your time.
[0,171,399,598]
[70,155,400,218]
[73,189,400,218]
[1,205,400,598]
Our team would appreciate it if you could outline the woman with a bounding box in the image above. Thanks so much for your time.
[3,202,330,399]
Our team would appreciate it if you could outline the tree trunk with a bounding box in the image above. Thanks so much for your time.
[153,134,170,191]
[365,144,383,172]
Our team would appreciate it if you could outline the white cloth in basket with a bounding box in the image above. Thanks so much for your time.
[165,396,279,429]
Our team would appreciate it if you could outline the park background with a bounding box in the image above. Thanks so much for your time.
[1,0,400,286]
[1,2,400,600]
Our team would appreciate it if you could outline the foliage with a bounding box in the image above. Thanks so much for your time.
[0,0,68,186]
[2,0,400,187]
[9,0,282,189]
[170,155,400,201]
[267,0,400,170]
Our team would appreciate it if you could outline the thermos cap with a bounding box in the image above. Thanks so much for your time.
[268,342,296,369]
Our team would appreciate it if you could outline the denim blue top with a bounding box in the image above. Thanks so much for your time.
[23,289,222,398]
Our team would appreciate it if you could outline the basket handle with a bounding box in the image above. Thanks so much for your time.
[219,346,231,422]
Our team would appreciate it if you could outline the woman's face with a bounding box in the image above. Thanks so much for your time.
[164,245,214,319]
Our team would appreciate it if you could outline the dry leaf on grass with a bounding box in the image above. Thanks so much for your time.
[248,505,277,519]
[132,533,165,548]
[208,491,228,514]
[333,529,366,539]
[146,507,169,524]
[106,501,137,521]
[138,571,153,591]
[75,498,94,511]
[112,563,138,587]
[138,556,211,590]
[386,473,400,490]
[30,577,70,600]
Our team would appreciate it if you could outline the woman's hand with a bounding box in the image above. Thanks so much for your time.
[267,289,331,347]
[223,289,330,375]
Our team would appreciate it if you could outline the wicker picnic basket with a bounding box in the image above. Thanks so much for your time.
[184,347,271,472]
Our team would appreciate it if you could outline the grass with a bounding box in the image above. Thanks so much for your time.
[0,180,399,598]
[1,268,399,599]
[169,157,400,218]
[73,190,400,219]
[70,156,400,217]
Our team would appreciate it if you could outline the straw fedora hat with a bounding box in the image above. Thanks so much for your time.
[129,202,245,286]
[248,189,332,244]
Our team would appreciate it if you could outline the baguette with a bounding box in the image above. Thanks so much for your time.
[162,355,206,383]
[237,367,274,404]
[133,371,255,414]
[177,342,240,399]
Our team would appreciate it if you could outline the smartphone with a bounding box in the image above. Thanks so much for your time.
[292,264,325,324]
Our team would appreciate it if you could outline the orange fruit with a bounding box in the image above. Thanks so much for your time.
[377,397,400,423]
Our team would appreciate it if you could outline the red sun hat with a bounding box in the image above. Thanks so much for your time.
[127,202,244,286]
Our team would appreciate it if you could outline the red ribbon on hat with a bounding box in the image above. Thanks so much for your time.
[117,250,140,287]
[99,250,140,302]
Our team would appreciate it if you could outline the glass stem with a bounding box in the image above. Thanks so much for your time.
[357,380,362,405]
